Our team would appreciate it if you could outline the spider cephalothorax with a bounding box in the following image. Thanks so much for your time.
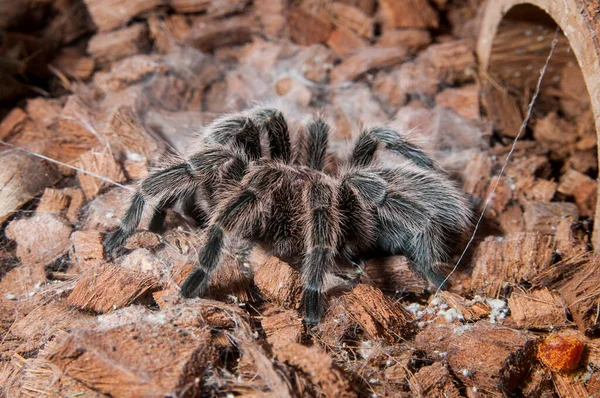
[104,107,473,324]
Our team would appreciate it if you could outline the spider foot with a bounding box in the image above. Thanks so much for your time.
[301,288,325,325]
[103,229,129,259]
[180,268,209,298]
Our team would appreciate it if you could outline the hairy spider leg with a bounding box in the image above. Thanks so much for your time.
[300,178,340,324]
[305,118,330,171]
[350,127,436,170]
[255,108,292,163]
[208,116,262,161]
[104,147,248,256]
[180,166,280,299]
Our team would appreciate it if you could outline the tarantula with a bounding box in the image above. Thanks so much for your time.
[104,107,473,324]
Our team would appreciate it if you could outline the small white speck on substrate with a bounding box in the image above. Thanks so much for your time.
[369,378,380,384]
[106,212,114,218]
[404,302,422,316]
[27,291,35,297]
[461,369,472,378]
[385,359,394,367]
[5,294,17,300]
[439,308,464,323]
[473,387,478,393]
[127,152,144,162]
[55,289,63,295]
[514,71,521,78]
[496,236,504,242]
[536,35,545,42]
[525,29,533,36]
[438,352,447,358]
[417,321,427,328]
[226,394,235,398]
[243,262,251,268]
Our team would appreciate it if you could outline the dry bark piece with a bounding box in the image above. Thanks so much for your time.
[508,288,568,329]
[523,201,579,235]
[326,25,368,56]
[289,8,333,46]
[557,169,598,217]
[437,291,491,321]
[275,343,355,397]
[410,362,461,398]
[376,28,431,52]
[70,230,105,269]
[104,105,161,159]
[372,71,404,112]
[471,232,556,296]
[52,47,95,80]
[94,54,165,92]
[553,373,589,398]
[255,0,288,36]
[84,0,164,32]
[558,258,600,334]
[360,256,428,294]
[0,151,61,223]
[326,2,373,39]
[67,263,159,313]
[559,64,589,119]
[418,40,476,84]
[35,188,70,215]
[521,365,556,397]
[378,0,439,29]
[331,47,407,84]
[87,23,150,64]
[261,307,303,350]
[49,323,213,397]
[434,84,480,120]
[537,335,584,373]
[534,113,577,158]
[76,150,127,200]
[341,284,413,342]
[186,15,253,52]
[0,263,47,297]
[0,108,28,140]
[254,257,303,308]
[6,214,72,267]
[481,83,522,138]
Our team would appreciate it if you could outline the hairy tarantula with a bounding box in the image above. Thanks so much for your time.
[104,107,473,324]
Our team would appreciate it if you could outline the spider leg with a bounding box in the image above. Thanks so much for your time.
[304,118,330,171]
[254,108,291,163]
[180,167,278,298]
[182,191,208,227]
[350,127,436,170]
[105,148,247,257]
[208,115,262,161]
[148,196,177,233]
[300,179,340,324]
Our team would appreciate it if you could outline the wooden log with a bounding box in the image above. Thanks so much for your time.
[0,151,61,223]
[5,214,72,267]
[330,47,407,84]
[67,263,159,313]
[48,322,213,397]
[87,23,150,64]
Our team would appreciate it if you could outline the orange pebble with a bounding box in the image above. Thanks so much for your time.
[537,335,584,372]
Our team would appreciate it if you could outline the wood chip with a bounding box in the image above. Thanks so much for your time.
[0,108,28,140]
[508,288,568,329]
[48,322,213,397]
[326,25,368,56]
[435,84,480,120]
[254,257,302,308]
[186,15,253,52]
[410,362,461,397]
[289,8,333,46]
[0,151,61,223]
[378,0,438,29]
[76,150,127,200]
[83,0,164,32]
[6,214,72,267]
[87,23,150,64]
[523,201,579,235]
[326,2,373,38]
[70,230,105,269]
[261,306,303,350]
[471,232,556,296]
[331,47,407,84]
[376,28,431,52]
[52,47,95,80]
[35,188,70,215]
[67,263,159,313]
[275,343,355,397]
[417,40,476,84]
[360,256,428,294]
[557,169,598,217]
[558,257,600,334]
